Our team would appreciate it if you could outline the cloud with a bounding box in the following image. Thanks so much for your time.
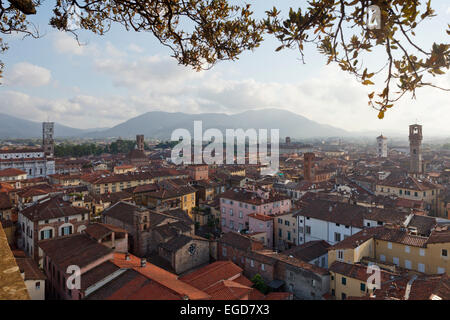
[4,62,52,87]
[94,55,204,94]
[52,32,86,56]
[5,37,450,136]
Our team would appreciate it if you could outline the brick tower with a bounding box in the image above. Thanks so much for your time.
[303,152,315,182]
[409,124,423,174]
[136,134,145,152]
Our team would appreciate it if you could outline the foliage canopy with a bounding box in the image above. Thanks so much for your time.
[0,0,448,117]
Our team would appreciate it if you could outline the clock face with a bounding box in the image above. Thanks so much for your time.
[188,243,197,255]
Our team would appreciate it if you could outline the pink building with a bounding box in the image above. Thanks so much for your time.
[220,188,291,246]
[248,214,274,248]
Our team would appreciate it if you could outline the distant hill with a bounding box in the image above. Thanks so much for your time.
[85,108,349,139]
[0,109,351,139]
[0,113,93,138]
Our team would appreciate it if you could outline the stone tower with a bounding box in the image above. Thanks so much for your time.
[376,134,388,158]
[42,122,54,157]
[409,124,423,174]
[136,134,145,151]
[303,152,315,182]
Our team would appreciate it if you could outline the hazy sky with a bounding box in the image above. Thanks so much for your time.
[0,1,449,137]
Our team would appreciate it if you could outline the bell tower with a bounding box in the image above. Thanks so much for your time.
[136,134,145,152]
[303,152,315,182]
[409,124,423,174]
[42,122,54,157]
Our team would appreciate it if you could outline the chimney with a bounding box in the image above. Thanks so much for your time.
[125,253,130,261]
[140,258,146,268]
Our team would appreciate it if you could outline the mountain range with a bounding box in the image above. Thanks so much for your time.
[0,109,352,139]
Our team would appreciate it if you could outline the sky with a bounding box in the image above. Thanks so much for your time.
[0,1,449,137]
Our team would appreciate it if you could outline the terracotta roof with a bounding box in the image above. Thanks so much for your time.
[86,268,182,300]
[102,201,147,225]
[21,196,89,222]
[15,257,46,281]
[378,176,442,191]
[329,261,396,283]
[180,261,243,291]
[0,168,26,177]
[84,223,127,241]
[219,231,264,252]
[204,280,252,300]
[159,234,208,252]
[21,197,89,221]
[112,253,210,300]
[358,274,450,300]
[248,213,274,222]
[427,226,450,244]
[39,234,113,270]
[283,240,330,262]
[220,188,290,205]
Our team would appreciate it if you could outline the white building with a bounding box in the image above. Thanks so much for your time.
[294,199,410,245]
[18,196,89,266]
[376,134,388,158]
[0,122,55,178]
[0,148,55,178]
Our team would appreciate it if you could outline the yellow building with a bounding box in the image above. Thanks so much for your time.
[329,261,396,300]
[375,176,443,215]
[113,165,136,174]
[48,173,82,186]
[328,225,450,277]
[89,172,154,194]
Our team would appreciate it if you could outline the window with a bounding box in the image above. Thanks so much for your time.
[35,282,40,290]
[380,254,386,262]
[279,229,282,237]
[64,217,69,223]
[222,219,226,226]
[285,221,290,226]
[331,289,335,296]
[61,226,72,236]
[261,264,265,271]
[40,229,53,240]
[250,259,254,267]
[405,246,410,253]
[420,249,425,256]
[229,209,233,216]
[387,242,392,249]
[334,232,341,242]
[393,257,399,266]
[341,293,347,300]
[442,249,448,257]
[360,283,366,291]
[338,250,344,261]
[287,231,291,241]
[405,260,412,269]
[222,247,227,257]
[305,226,311,234]
[229,221,234,229]
[437,267,445,274]
[418,263,425,273]
[239,211,243,218]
